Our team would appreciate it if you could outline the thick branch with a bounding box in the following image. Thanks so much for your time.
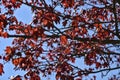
[46,34,120,44]
[7,34,120,44]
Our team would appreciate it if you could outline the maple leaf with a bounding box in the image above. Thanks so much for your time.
[11,0,16,4]
[3,55,10,61]
[42,19,48,26]
[64,47,70,54]
[1,0,120,80]
[5,46,12,54]
[62,0,74,8]
[0,63,4,75]
[12,58,19,66]
[60,35,68,45]
[1,32,8,38]
[0,22,4,28]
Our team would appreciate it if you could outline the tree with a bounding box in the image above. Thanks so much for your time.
[0,0,120,80]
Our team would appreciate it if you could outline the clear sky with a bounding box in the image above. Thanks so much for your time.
[0,1,119,80]
[0,3,56,80]
[0,4,32,80]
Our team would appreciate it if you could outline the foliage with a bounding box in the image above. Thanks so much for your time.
[0,0,120,80]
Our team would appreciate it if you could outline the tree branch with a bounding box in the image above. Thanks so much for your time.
[74,66,120,77]
[113,0,120,38]
[85,66,120,74]
[7,34,120,44]
[17,0,45,10]
[8,34,31,38]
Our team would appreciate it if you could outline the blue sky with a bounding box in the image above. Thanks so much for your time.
[0,4,32,80]
[0,1,119,80]
[0,3,55,80]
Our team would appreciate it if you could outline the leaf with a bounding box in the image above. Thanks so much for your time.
[0,22,4,28]
[0,63,4,75]
[1,32,8,38]
[62,0,69,8]
[0,14,6,20]
[12,57,23,67]
[72,21,78,27]
[96,62,101,69]
[60,35,68,45]
[35,52,40,57]
[30,74,41,80]
[56,73,61,80]
[5,46,12,54]
[30,41,35,47]
[62,0,74,8]
[12,58,19,66]
[9,25,15,30]
[24,28,29,33]
[64,47,70,54]
[11,0,16,4]
[70,57,75,63]
[3,55,10,61]
[42,19,48,26]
